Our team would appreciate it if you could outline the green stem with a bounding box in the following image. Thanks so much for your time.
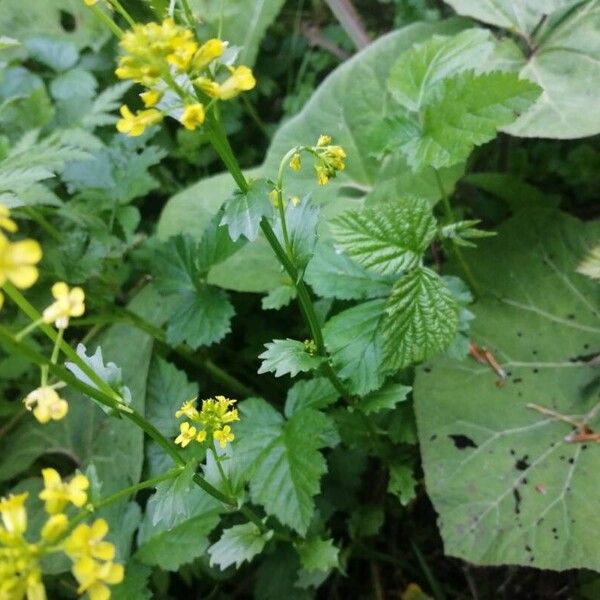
[179,0,196,28]
[21,207,62,242]
[192,473,236,505]
[15,318,43,341]
[89,3,124,38]
[107,0,135,27]
[211,442,233,496]
[433,169,480,296]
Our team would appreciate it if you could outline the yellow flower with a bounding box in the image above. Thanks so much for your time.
[193,76,221,98]
[39,469,89,515]
[0,205,17,233]
[41,514,68,542]
[192,38,225,70]
[64,519,115,562]
[23,387,69,425]
[42,282,85,329]
[72,556,124,600]
[215,66,256,100]
[0,493,28,535]
[116,105,163,137]
[181,103,205,130]
[213,425,235,448]
[84,0,98,4]
[140,89,162,108]
[290,195,300,207]
[197,396,239,430]
[317,134,332,147]
[312,135,346,186]
[0,233,42,308]
[174,422,205,447]
[175,400,198,420]
[0,546,44,600]
[289,153,301,172]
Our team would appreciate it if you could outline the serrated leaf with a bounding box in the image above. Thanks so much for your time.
[146,357,198,437]
[305,241,394,300]
[166,284,234,349]
[221,178,273,241]
[331,198,437,276]
[275,197,320,269]
[388,28,495,111]
[232,399,330,534]
[388,461,417,506]
[382,267,458,369]
[208,522,273,570]
[414,208,600,570]
[399,71,540,171]
[110,559,152,600]
[324,299,387,396]
[358,382,411,414]
[285,377,340,417]
[296,537,340,573]
[261,283,297,310]
[258,339,324,378]
[439,219,495,248]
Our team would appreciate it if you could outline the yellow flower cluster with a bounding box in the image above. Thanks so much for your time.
[0,205,42,309]
[112,18,256,136]
[175,395,239,449]
[0,470,123,600]
[23,386,69,424]
[287,135,346,186]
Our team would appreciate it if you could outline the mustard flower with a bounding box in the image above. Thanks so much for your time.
[215,66,256,100]
[312,134,346,186]
[192,38,225,70]
[0,233,42,308]
[40,514,68,542]
[39,469,89,514]
[0,493,28,536]
[289,153,301,172]
[64,519,116,562]
[0,546,44,600]
[23,387,69,425]
[0,205,17,233]
[72,556,124,600]
[213,425,235,448]
[174,421,206,447]
[116,105,163,137]
[175,399,198,420]
[140,89,162,108]
[42,282,85,329]
[181,103,206,130]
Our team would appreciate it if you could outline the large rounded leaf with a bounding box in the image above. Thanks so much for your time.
[446,0,600,138]
[414,209,600,571]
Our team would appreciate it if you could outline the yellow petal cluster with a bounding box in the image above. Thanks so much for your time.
[0,206,42,308]
[0,477,123,600]
[181,103,206,130]
[174,395,239,448]
[313,134,346,186]
[39,468,89,514]
[42,281,85,329]
[23,386,69,424]
[116,105,162,137]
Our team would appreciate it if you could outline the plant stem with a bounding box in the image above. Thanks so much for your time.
[410,539,446,600]
[433,169,481,296]
[90,3,124,38]
[107,0,135,27]
[210,442,233,496]
[179,0,195,28]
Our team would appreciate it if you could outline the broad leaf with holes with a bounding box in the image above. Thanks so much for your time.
[382,267,458,369]
[445,0,600,138]
[393,71,540,171]
[414,209,600,570]
[331,198,437,276]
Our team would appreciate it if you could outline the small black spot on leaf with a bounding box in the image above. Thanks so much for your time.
[448,434,477,449]
[513,488,522,514]
[515,456,530,471]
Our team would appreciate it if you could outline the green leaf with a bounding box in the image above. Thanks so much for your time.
[220,178,273,242]
[396,71,540,171]
[296,537,340,573]
[414,208,600,570]
[446,0,600,138]
[305,241,394,300]
[208,522,273,570]
[324,300,387,396]
[285,377,340,417]
[358,382,411,415]
[258,339,325,378]
[331,198,437,275]
[232,398,330,534]
[25,37,79,72]
[439,219,495,248]
[388,460,417,506]
[255,546,312,600]
[146,356,198,437]
[110,560,152,600]
[166,284,234,349]
[382,267,458,369]
[387,28,495,111]
[261,283,297,310]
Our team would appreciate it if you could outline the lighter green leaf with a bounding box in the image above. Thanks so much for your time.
[221,178,273,241]
[388,461,417,506]
[324,299,388,396]
[414,208,600,570]
[258,339,325,378]
[285,377,340,417]
[397,71,540,171]
[305,241,394,300]
[208,522,273,570]
[261,283,297,310]
[296,537,340,573]
[387,28,495,111]
[331,198,436,276]
[382,267,458,369]
[358,382,411,414]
